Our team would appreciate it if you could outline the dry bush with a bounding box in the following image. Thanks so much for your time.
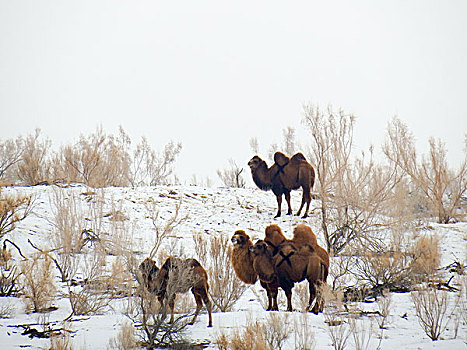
[293,312,316,350]
[0,136,24,183]
[0,246,21,296]
[50,330,74,350]
[215,313,291,350]
[16,129,52,185]
[21,252,57,313]
[376,290,392,330]
[193,233,247,312]
[53,126,131,187]
[125,276,193,348]
[49,189,85,282]
[384,117,467,223]
[217,159,246,188]
[351,233,441,297]
[411,286,451,341]
[107,321,138,350]
[0,189,33,240]
[303,104,402,254]
[348,317,374,350]
[129,137,182,186]
[322,285,350,350]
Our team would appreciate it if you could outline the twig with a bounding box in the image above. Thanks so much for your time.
[2,239,26,259]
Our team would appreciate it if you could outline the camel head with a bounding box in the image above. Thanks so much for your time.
[247,156,265,172]
[138,257,160,292]
[249,239,270,256]
[231,230,252,247]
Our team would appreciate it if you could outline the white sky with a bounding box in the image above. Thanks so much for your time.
[1,1,466,185]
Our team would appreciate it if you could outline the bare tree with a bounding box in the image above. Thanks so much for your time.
[217,159,246,188]
[383,117,467,223]
[249,137,259,154]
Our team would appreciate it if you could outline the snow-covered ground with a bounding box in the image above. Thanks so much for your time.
[0,184,465,349]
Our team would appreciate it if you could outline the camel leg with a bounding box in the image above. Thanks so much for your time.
[203,293,213,327]
[275,194,282,218]
[284,287,293,312]
[190,292,203,325]
[297,187,311,218]
[284,190,292,215]
[168,296,176,323]
[271,287,279,311]
[307,281,320,314]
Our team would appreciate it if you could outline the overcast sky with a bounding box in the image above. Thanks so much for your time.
[1,1,466,185]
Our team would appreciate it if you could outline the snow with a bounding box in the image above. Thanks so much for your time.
[0,184,465,349]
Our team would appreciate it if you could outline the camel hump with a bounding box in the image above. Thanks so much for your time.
[274,152,290,167]
[291,152,307,163]
[293,224,318,247]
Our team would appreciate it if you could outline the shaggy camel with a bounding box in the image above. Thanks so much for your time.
[138,257,213,327]
[230,230,279,310]
[265,224,330,268]
[248,152,315,218]
[251,239,327,313]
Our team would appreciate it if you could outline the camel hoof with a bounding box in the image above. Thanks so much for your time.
[301,214,308,219]
[207,324,213,328]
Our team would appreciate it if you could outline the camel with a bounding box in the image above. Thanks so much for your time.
[138,257,213,327]
[265,224,329,267]
[248,152,315,218]
[251,239,327,313]
[230,230,279,310]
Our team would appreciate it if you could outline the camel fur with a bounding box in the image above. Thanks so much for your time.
[230,230,279,310]
[248,152,315,218]
[138,257,213,327]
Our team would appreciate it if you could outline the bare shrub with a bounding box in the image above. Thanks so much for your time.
[0,136,24,183]
[411,286,451,341]
[107,321,138,350]
[21,252,57,313]
[50,329,74,350]
[0,189,33,240]
[384,117,467,223]
[54,126,131,187]
[193,233,247,312]
[215,313,290,350]
[293,312,316,350]
[411,234,440,276]
[303,104,402,254]
[348,317,374,350]
[16,129,51,185]
[376,290,392,330]
[129,137,182,186]
[322,285,350,350]
[49,189,85,282]
[0,245,21,296]
[217,159,245,188]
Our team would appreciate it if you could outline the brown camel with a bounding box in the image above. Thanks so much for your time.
[230,230,279,310]
[248,152,315,218]
[265,224,329,268]
[251,239,327,313]
[138,257,213,327]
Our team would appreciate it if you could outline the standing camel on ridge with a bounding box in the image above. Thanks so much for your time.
[248,151,315,218]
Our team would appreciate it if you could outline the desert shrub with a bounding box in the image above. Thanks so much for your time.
[411,286,451,341]
[193,233,247,312]
[411,234,440,276]
[53,126,131,187]
[217,159,245,188]
[215,313,290,350]
[322,285,350,350]
[129,137,182,186]
[293,312,316,350]
[0,189,33,241]
[16,129,52,185]
[50,330,74,350]
[107,321,138,350]
[21,252,57,313]
[376,290,392,330]
[0,136,24,183]
[303,104,403,254]
[384,117,467,223]
[0,246,21,296]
